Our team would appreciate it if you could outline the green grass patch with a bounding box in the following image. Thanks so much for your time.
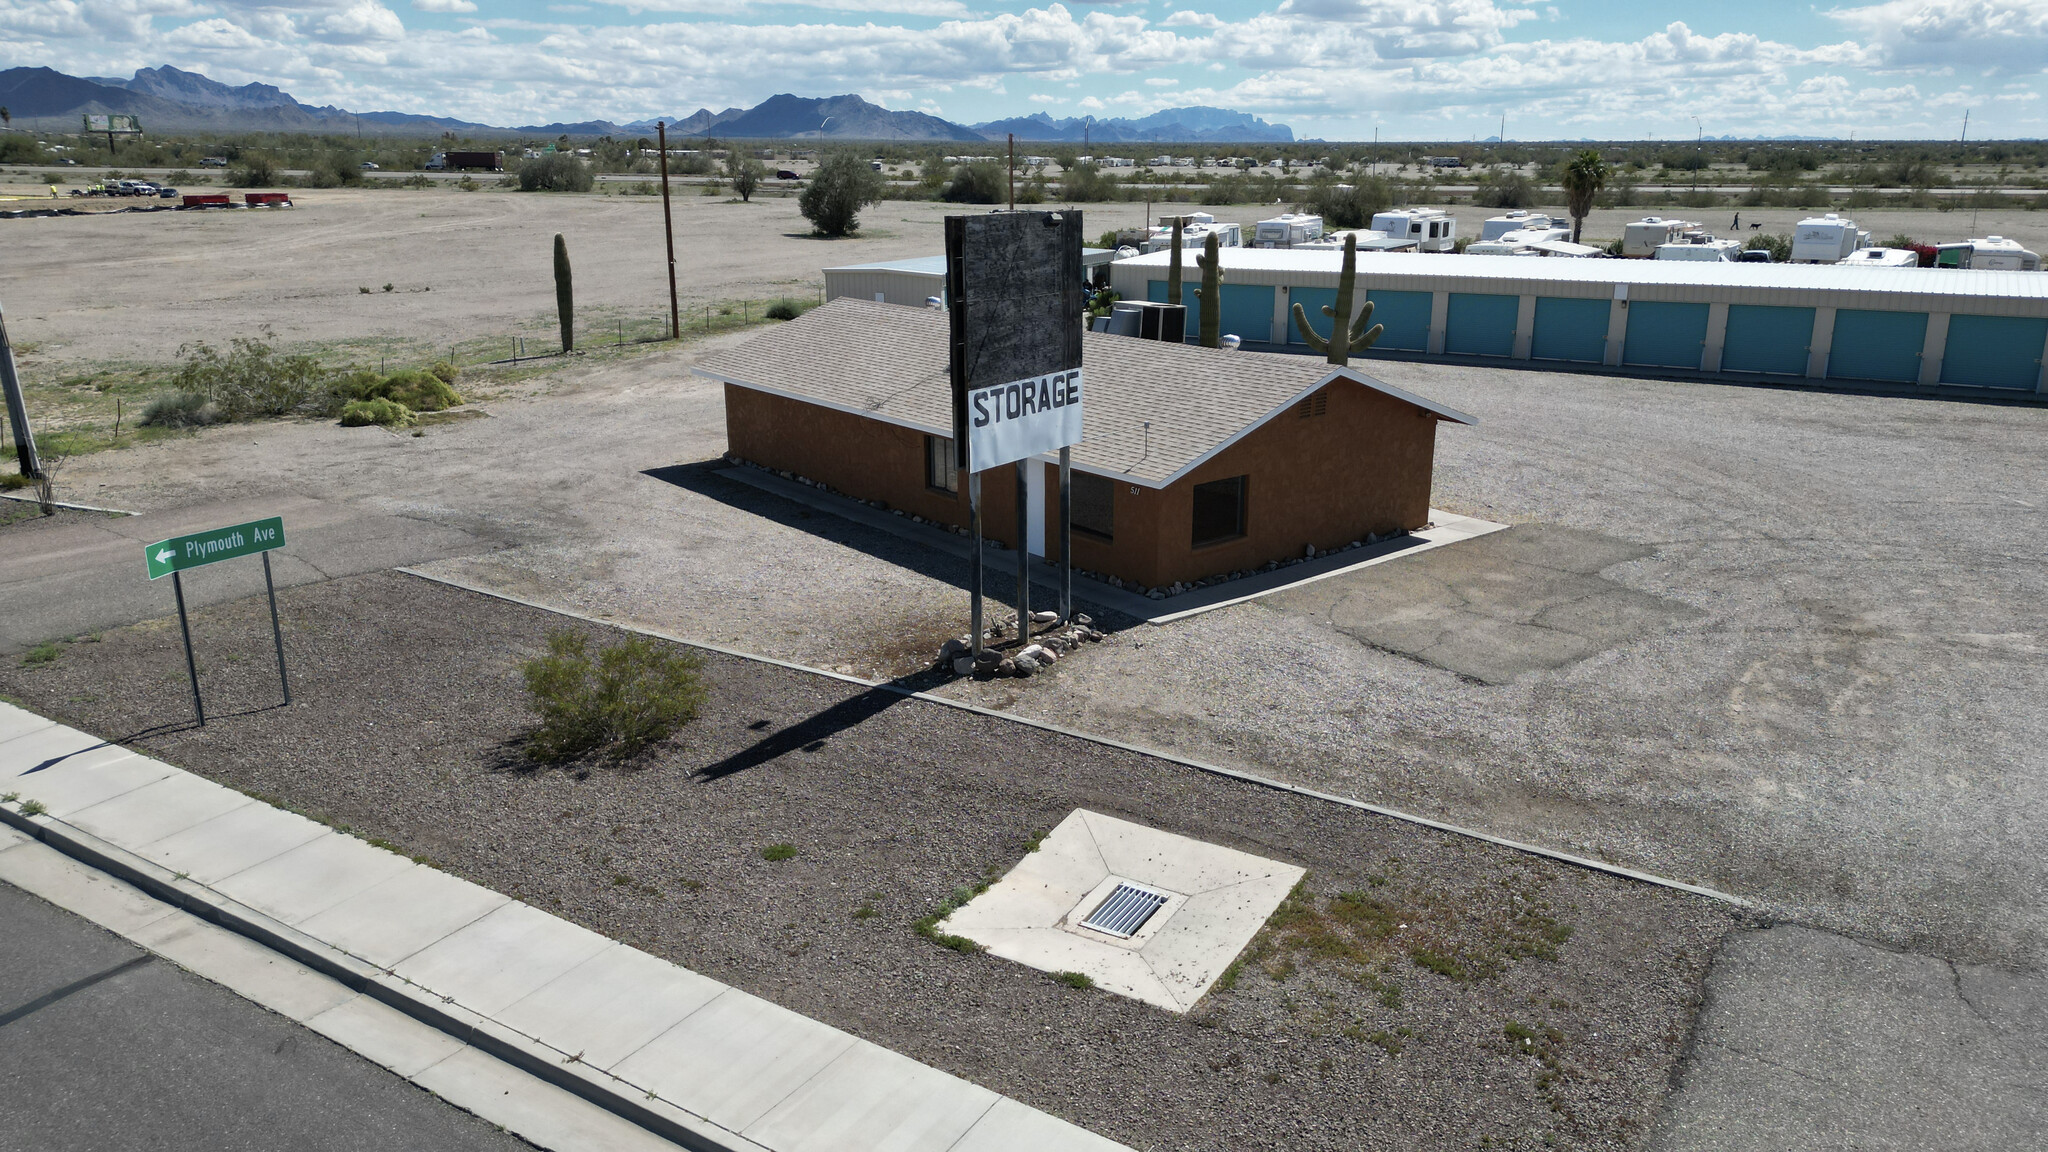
[1052,970,1094,990]
[913,878,994,955]
[20,641,61,666]
[760,843,797,862]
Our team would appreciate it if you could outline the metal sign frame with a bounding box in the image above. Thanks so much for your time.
[142,517,291,725]
[945,211,1085,661]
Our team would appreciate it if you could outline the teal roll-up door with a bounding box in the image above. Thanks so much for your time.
[1622,301,1710,369]
[1219,284,1275,343]
[1446,293,1518,357]
[1366,289,1431,350]
[1829,310,1927,382]
[1288,287,1339,345]
[1722,305,1815,376]
[1530,297,1609,362]
[1940,315,2048,389]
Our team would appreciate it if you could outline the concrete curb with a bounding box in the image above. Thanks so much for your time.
[0,801,765,1152]
[395,566,1753,908]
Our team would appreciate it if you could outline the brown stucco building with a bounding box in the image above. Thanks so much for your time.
[696,298,1475,591]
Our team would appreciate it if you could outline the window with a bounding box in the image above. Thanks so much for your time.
[1072,471,1114,541]
[925,435,958,495]
[1191,475,1247,547]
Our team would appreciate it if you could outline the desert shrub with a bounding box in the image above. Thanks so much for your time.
[139,391,217,428]
[429,360,459,384]
[1473,170,1539,209]
[764,300,804,320]
[1298,177,1392,228]
[334,368,463,414]
[941,161,1005,204]
[1059,162,1119,203]
[1886,233,1919,249]
[339,397,416,427]
[165,169,192,184]
[799,153,885,236]
[1751,233,1793,262]
[166,335,327,419]
[228,154,277,187]
[520,630,706,763]
[519,153,594,193]
[0,136,41,163]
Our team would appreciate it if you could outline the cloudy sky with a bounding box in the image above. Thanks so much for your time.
[2,0,2043,138]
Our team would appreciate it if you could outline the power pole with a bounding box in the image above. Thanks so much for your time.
[1007,133,1015,211]
[0,302,42,481]
[658,122,679,340]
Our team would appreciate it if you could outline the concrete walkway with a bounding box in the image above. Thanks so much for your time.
[0,702,1126,1152]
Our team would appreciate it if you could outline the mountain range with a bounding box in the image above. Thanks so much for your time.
[0,66,1294,143]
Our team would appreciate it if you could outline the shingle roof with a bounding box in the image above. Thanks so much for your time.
[693,297,1474,488]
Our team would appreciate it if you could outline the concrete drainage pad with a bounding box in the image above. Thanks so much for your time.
[938,810,1304,1013]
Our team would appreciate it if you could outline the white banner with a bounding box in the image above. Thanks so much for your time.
[965,368,1083,471]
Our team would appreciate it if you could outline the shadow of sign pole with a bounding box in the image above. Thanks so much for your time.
[945,211,1086,661]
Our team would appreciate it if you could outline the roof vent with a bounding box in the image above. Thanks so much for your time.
[1082,881,1171,938]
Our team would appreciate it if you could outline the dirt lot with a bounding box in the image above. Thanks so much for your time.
[0,571,1741,1152]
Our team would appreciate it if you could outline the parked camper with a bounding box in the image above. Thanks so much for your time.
[1480,211,1559,242]
[1934,237,2042,272]
[1790,214,1870,264]
[1467,225,1571,257]
[1141,214,1242,252]
[1840,247,1920,268]
[1622,217,1701,258]
[1369,208,1458,252]
[1296,229,1390,251]
[1254,213,1324,248]
[1655,237,1744,262]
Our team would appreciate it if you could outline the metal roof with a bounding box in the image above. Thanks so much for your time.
[693,298,1474,488]
[825,248,1115,277]
[1110,247,2048,305]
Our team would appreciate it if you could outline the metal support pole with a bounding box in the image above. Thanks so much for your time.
[1015,459,1031,642]
[1058,447,1072,624]
[262,552,290,706]
[658,123,680,340]
[0,302,42,480]
[968,469,983,659]
[171,571,204,727]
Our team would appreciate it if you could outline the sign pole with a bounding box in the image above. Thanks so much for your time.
[262,551,290,706]
[658,122,680,340]
[171,571,205,727]
[0,302,42,481]
[1058,447,1072,624]
[969,468,984,660]
[1015,460,1031,642]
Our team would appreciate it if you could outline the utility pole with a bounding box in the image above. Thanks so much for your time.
[658,122,679,340]
[1961,109,1969,143]
[1007,133,1015,211]
[0,301,42,482]
[1692,116,1703,193]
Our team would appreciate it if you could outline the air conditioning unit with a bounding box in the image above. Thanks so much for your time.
[1106,301,1187,343]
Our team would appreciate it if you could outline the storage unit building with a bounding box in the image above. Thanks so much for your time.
[695,298,1476,592]
[1107,248,2048,394]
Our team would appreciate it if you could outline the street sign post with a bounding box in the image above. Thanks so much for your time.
[945,211,1086,661]
[143,517,291,725]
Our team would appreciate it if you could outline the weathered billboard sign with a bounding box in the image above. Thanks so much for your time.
[945,211,1085,471]
[83,114,142,134]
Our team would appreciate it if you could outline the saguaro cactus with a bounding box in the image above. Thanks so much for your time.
[1192,232,1223,348]
[1291,233,1382,366]
[1166,217,1185,306]
[553,232,574,353]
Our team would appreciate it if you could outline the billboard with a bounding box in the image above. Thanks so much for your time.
[83,114,143,134]
[945,211,1085,472]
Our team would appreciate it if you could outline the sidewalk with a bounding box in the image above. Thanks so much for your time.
[0,701,1126,1152]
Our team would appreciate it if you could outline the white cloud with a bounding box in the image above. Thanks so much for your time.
[1161,9,1222,27]
[594,0,975,15]
[1828,0,2048,71]
[412,0,477,12]
[1145,75,1177,84]
[312,1,405,42]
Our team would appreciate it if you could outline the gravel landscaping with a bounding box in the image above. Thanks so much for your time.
[0,571,1744,1151]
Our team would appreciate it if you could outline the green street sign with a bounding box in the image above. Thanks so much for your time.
[144,517,286,580]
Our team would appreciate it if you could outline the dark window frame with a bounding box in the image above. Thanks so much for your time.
[925,434,959,496]
[1190,475,1248,548]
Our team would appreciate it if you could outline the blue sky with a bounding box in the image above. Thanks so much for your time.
[3,0,2044,138]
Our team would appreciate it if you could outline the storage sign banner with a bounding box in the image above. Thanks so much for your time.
[945,210,1086,473]
[965,368,1084,472]
[144,517,286,580]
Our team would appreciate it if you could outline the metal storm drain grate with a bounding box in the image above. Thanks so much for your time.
[1082,882,1171,938]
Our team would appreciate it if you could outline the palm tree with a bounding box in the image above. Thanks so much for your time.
[1561,149,1608,244]
[0,107,11,129]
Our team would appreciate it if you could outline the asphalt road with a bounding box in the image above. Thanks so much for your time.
[0,880,535,1152]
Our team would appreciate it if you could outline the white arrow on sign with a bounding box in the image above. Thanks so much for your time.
[155,548,175,564]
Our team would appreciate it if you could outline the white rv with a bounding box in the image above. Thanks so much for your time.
[1790,214,1871,263]
[1480,211,1559,242]
[1654,237,1744,262]
[1466,225,1571,256]
[1841,247,1920,268]
[1622,217,1701,258]
[1254,213,1324,248]
[1296,228,1390,251]
[1933,237,2041,271]
[1369,208,1458,252]
[1140,216,1243,253]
